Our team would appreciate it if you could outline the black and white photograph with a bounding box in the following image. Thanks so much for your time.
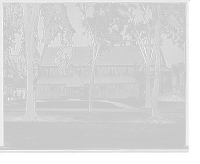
[1,1,189,153]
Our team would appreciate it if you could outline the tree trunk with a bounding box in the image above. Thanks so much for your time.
[89,43,100,111]
[89,63,95,112]
[26,45,36,121]
[23,4,40,120]
[145,61,151,108]
[151,20,161,119]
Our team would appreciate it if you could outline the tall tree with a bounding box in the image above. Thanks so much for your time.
[151,3,185,121]
[116,3,155,108]
[77,3,124,111]
[3,6,17,58]
[151,3,161,119]
[113,3,185,111]
[6,3,73,121]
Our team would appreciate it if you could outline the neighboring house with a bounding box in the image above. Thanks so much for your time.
[3,55,16,101]
[35,46,145,105]
[170,62,186,99]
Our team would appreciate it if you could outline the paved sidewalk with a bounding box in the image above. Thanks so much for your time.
[99,100,185,124]
[4,99,185,124]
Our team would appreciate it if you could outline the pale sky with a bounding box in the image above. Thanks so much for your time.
[10,3,185,68]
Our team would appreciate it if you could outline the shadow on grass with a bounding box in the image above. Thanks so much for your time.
[4,112,175,124]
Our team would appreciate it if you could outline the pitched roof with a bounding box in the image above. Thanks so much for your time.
[37,75,138,85]
[37,74,84,87]
[81,76,138,84]
[41,46,143,67]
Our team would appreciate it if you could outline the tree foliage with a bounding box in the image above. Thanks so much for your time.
[109,3,185,107]
[77,3,119,112]
[4,3,76,79]
[4,3,74,121]
[54,39,73,75]
[3,3,23,64]
[159,4,186,50]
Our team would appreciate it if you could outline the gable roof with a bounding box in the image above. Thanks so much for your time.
[78,75,138,84]
[37,75,138,85]
[41,46,143,67]
[37,75,72,85]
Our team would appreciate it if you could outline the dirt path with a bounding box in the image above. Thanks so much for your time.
[3,121,186,150]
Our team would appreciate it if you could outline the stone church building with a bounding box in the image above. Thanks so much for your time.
[36,45,172,99]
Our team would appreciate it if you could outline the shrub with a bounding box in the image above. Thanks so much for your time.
[158,91,183,101]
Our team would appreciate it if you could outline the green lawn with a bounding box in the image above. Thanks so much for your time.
[4,112,174,123]
[108,98,185,109]
[4,100,119,108]
[167,113,185,118]
[4,98,185,109]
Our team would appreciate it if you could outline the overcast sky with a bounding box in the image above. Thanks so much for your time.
[9,3,185,68]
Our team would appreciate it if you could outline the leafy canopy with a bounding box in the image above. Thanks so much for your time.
[5,3,75,78]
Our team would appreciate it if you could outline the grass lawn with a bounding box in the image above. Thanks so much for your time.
[4,112,174,123]
[4,100,119,108]
[167,113,185,118]
[108,98,185,109]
